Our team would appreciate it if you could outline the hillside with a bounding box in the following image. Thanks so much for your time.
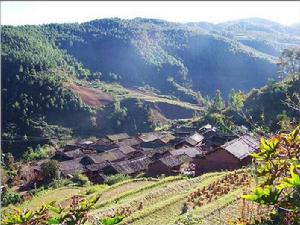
[2,17,300,154]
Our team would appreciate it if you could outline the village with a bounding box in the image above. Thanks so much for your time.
[19,124,259,187]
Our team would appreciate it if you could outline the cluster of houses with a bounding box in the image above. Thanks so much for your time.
[22,124,259,186]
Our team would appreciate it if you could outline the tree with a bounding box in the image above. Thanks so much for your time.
[40,160,59,182]
[211,89,225,112]
[228,89,245,112]
[278,47,300,76]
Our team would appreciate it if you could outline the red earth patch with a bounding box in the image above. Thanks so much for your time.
[68,84,113,107]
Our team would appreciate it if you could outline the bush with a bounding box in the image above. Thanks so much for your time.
[1,190,21,207]
[22,145,54,162]
[101,215,125,225]
[40,160,59,182]
[71,171,90,186]
[49,178,74,189]
[105,174,130,186]
[29,186,45,196]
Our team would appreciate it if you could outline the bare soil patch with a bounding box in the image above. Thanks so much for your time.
[68,84,113,107]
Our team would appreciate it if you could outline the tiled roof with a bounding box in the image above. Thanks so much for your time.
[100,148,126,162]
[158,133,176,144]
[118,146,138,154]
[221,135,259,160]
[170,147,202,158]
[117,137,141,147]
[112,157,152,175]
[138,132,158,142]
[106,133,129,142]
[159,155,182,168]
[59,158,86,176]
[63,149,84,159]
[86,161,110,172]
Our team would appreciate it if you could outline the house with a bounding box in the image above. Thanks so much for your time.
[86,161,110,183]
[53,149,84,161]
[110,157,152,176]
[118,146,138,155]
[64,144,81,152]
[59,158,86,177]
[220,135,259,164]
[139,139,168,149]
[194,135,258,175]
[81,148,126,165]
[170,147,203,162]
[118,146,144,159]
[175,132,204,149]
[173,128,192,138]
[147,155,182,177]
[76,140,94,148]
[116,137,141,147]
[19,164,44,185]
[156,133,176,144]
[89,172,107,184]
[106,133,130,142]
[137,132,158,143]
[91,138,119,152]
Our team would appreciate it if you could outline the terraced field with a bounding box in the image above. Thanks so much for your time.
[3,170,254,225]
[89,172,226,225]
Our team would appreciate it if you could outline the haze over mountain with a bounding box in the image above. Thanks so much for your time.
[2,17,300,153]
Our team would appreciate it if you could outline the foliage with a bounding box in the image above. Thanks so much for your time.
[105,174,130,186]
[243,126,300,224]
[1,195,101,225]
[22,144,54,162]
[100,215,125,225]
[210,89,225,112]
[1,190,21,207]
[71,171,90,186]
[40,160,59,182]
[49,178,75,189]
[228,89,245,112]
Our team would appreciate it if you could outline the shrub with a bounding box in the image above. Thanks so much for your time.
[49,178,74,189]
[40,160,59,182]
[22,145,54,162]
[101,215,125,225]
[29,186,45,196]
[1,190,21,207]
[1,195,101,225]
[71,171,90,186]
[105,174,130,186]
[243,126,300,224]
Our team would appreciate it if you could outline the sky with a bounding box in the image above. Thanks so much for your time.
[1,1,300,26]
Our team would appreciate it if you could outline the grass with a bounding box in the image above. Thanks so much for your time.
[118,172,225,225]
[94,176,185,209]
[19,187,85,210]
[80,80,205,112]
[2,170,255,225]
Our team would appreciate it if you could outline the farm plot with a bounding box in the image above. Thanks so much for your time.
[91,172,225,225]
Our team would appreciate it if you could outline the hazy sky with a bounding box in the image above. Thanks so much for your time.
[2,1,300,26]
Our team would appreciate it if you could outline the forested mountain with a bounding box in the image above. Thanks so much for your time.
[1,17,299,154]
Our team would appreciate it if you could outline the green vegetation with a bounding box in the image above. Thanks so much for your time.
[3,18,295,155]
[241,126,300,224]
[1,195,100,225]
[71,171,91,186]
[105,174,131,186]
[40,160,59,183]
[22,144,54,162]
[1,190,21,207]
